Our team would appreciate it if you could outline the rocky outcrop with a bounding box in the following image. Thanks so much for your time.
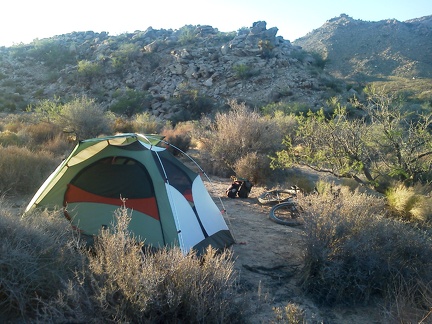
[0,21,342,118]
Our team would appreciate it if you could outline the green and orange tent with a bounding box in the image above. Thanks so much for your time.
[25,133,235,254]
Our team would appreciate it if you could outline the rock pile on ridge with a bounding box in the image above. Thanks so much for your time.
[0,21,339,119]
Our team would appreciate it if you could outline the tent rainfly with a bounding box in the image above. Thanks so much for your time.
[25,133,235,255]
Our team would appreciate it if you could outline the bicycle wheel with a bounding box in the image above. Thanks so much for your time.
[269,201,303,226]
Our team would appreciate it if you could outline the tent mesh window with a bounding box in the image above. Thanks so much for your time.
[70,156,155,199]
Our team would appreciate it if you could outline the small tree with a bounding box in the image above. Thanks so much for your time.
[272,86,432,192]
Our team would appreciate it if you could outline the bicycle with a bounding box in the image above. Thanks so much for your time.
[269,199,303,226]
[257,186,304,226]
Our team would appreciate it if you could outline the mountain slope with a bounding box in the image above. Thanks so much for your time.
[294,14,432,80]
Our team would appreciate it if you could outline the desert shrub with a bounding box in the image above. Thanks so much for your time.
[310,52,327,69]
[178,25,197,45]
[27,39,76,69]
[133,112,167,134]
[39,206,243,323]
[258,39,275,59]
[42,134,75,156]
[0,145,58,195]
[173,88,215,121]
[113,116,135,133]
[298,187,432,319]
[233,64,259,80]
[113,113,168,135]
[162,122,193,156]
[0,130,25,147]
[0,200,82,321]
[58,96,113,140]
[30,96,113,141]
[196,100,284,181]
[279,168,318,193]
[385,183,432,222]
[109,89,152,117]
[233,152,271,185]
[110,43,141,70]
[77,60,102,81]
[20,121,63,146]
[261,102,311,116]
[272,303,305,324]
[6,205,242,322]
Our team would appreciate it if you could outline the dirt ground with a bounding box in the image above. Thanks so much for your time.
[206,176,382,324]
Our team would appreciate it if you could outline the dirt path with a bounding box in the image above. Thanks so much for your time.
[207,177,380,323]
[206,178,317,322]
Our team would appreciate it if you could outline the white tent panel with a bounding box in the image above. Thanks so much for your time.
[192,177,229,236]
[165,183,205,254]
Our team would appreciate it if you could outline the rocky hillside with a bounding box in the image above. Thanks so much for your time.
[294,14,432,80]
[0,21,339,120]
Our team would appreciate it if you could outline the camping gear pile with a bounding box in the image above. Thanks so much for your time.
[226,176,253,198]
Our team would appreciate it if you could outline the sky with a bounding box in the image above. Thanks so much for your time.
[1,0,431,47]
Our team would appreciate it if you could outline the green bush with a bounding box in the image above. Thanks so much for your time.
[298,187,432,320]
[173,88,215,121]
[110,43,140,70]
[233,64,259,80]
[77,60,102,80]
[109,89,152,117]
[178,25,197,45]
[27,39,76,69]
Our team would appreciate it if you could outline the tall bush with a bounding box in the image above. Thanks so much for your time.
[197,100,284,181]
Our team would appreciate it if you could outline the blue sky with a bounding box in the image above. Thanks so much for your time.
[1,0,431,46]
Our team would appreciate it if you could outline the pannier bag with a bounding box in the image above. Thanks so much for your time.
[226,176,253,198]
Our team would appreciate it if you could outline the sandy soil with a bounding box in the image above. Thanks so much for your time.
[206,176,381,323]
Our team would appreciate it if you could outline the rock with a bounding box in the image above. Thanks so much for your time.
[250,21,267,35]
[168,63,183,75]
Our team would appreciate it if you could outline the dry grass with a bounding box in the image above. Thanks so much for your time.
[83,206,242,323]
[272,302,305,323]
[386,183,432,223]
[5,205,244,323]
[0,145,58,195]
[0,199,82,321]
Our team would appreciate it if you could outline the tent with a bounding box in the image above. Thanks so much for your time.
[25,133,235,255]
